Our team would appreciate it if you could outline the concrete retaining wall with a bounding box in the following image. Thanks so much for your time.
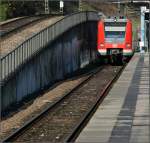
[1,22,97,111]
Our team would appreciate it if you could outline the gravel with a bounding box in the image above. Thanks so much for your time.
[5,65,121,142]
[0,76,86,141]
[0,16,63,57]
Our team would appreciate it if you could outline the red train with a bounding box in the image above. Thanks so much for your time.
[97,17,133,64]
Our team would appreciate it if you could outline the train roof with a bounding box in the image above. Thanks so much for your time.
[104,18,127,23]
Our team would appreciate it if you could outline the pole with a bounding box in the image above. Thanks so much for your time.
[60,1,64,14]
[45,0,50,14]
[140,6,146,53]
[118,0,120,16]
[149,1,150,53]
[79,0,82,12]
[124,3,127,17]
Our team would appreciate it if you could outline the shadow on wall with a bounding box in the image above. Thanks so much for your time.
[2,22,98,112]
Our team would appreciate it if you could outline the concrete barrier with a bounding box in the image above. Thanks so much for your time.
[1,22,98,112]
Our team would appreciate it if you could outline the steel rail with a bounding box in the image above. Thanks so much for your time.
[0,17,28,26]
[0,16,50,37]
[2,65,103,143]
[1,16,29,37]
[65,64,126,142]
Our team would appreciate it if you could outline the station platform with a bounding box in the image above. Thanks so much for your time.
[76,53,150,143]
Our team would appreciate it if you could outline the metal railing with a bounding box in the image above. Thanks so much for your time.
[0,11,99,82]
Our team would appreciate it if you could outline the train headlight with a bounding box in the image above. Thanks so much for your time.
[126,44,131,48]
[100,44,104,47]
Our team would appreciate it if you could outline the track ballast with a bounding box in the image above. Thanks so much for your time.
[2,65,124,143]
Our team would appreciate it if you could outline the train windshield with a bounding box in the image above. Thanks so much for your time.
[105,22,126,43]
[105,31,125,43]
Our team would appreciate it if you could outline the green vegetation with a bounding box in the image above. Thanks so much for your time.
[132,18,140,41]
[126,4,140,41]
[0,3,9,21]
[80,2,96,11]
[0,1,42,21]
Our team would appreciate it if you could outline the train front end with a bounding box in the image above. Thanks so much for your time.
[97,17,133,63]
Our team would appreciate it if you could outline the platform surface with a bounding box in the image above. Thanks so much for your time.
[76,53,150,143]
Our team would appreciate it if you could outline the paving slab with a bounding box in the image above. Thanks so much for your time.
[76,53,150,143]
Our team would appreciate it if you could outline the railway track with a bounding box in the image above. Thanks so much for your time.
[2,64,125,142]
[0,16,51,37]
[0,16,63,58]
